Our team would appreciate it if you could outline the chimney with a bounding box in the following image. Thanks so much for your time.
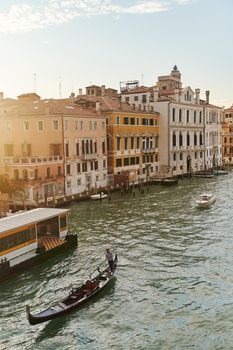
[206,90,210,104]
[195,88,200,104]
[0,92,3,100]
[101,85,105,96]
[79,88,83,95]
[70,92,75,102]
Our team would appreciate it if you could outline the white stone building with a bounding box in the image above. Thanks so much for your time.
[121,66,222,176]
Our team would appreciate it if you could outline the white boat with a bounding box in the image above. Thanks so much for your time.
[196,193,216,208]
[90,192,108,200]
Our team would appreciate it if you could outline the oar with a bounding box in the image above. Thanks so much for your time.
[89,259,106,278]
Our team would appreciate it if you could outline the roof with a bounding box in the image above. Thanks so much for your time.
[0,208,70,235]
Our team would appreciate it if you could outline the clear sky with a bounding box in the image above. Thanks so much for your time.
[0,0,232,107]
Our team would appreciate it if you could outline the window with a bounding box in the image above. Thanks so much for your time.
[76,142,79,156]
[47,167,51,178]
[142,95,147,103]
[64,120,69,130]
[130,117,135,125]
[85,140,89,154]
[103,159,106,169]
[123,117,129,125]
[136,137,140,149]
[22,169,28,180]
[172,108,175,122]
[194,132,197,146]
[4,144,14,156]
[53,120,59,130]
[77,164,81,173]
[23,120,29,131]
[200,133,203,145]
[130,157,135,165]
[131,137,134,149]
[116,159,122,167]
[117,137,121,151]
[134,96,139,101]
[179,132,183,146]
[173,154,176,161]
[123,158,129,166]
[116,116,120,124]
[58,166,62,177]
[136,157,140,164]
[94,141,97,153]
[186,110,189,123]
[180,153,183,160]
[77,178,81,186]
[187,132,190,146]
[90,140,93,154]
[94,161,98,170]
[172,133,176,147]
[37,120,43,131]
[136,118,140,125]
[22,143,31,156]
[50,143,61,156]
[82,140,85,154]
[124,137,128,150]
[150,119,154,126]
[65,142,69,157]
[66,165,70,175]
[194,111,196,123]
[102,121,105,129]
[102,140,106,154]
[179,109,182,123]
[199,111,202,123]
[75,121,78,130]
[125,97,129,102]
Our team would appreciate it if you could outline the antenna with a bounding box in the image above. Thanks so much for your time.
[34,73,37,92]
[59,76,62,99]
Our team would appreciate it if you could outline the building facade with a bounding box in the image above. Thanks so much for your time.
[121,66,222,176]
[222,105,233,165]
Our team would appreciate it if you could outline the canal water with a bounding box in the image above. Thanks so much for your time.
[1,174,233,350]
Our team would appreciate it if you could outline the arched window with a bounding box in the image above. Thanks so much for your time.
[47,167,50,178]
[194,132,197,146]
[58,166,61,177]
[200,133,203,145]
[86,140,89,154]
[35,168,38,180]
[187,132,190,146]
[172,132,176,147]
[82,140,85,154]
[90,139,93,154]
[179,132,183,146]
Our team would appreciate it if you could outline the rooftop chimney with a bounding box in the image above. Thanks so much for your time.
[101,85,105,96]
[195,88,200,105]
[206,90,210,104]
[79,88,83,95]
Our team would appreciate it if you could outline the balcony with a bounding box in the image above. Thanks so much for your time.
[142,147,156,154]
[2,155,63,165]
[81,153,98,160]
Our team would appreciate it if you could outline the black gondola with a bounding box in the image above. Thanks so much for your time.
[26,253,118,325]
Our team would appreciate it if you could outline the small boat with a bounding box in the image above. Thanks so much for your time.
[196,193,216,208]
[26,253,118,325]
[90,192,108,200]
[161,178,178,186]
[214,170,228,176]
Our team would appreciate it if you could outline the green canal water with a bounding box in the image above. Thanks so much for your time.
[1,174,233,350]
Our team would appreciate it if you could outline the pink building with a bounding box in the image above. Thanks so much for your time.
[0,93,107,207]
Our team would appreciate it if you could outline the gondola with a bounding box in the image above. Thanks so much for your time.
[26,253,117,325]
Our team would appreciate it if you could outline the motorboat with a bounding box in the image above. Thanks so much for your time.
[90,192,108,200]
[196,193,216,208]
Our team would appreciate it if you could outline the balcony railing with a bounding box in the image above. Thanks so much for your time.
[2,155,63,165]
[81,153,98,160]
[142,147,157,154]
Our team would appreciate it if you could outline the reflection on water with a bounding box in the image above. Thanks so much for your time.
[1,175,233,349]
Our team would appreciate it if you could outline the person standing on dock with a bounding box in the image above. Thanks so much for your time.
[106,248,114,272]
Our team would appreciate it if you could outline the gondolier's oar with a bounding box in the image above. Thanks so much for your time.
[89,259,106,277]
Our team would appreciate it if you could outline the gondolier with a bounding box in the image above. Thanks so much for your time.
[106,248,114,272]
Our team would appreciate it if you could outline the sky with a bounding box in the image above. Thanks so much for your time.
[0,0,232,107]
